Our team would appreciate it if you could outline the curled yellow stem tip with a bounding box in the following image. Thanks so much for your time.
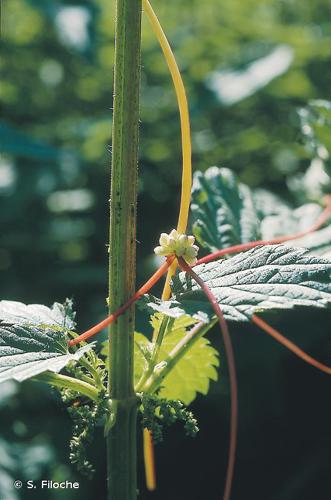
[143,428,156,491]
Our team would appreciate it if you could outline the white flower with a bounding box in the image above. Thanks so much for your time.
[154,229,199,265]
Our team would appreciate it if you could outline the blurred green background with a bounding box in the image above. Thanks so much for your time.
[1,0,331,499]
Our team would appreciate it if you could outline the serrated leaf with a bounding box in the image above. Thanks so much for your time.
[134,315,219,405]
[0,300,76,329]
[190,166,331,258]
[157,334,219,405]
[0,300,90,383]
[146,245,331,323]
[141,295,211,324]
[258,202,331,257]
[260,203,322,240]
[287,224,331,259]
[190,167,261,252]
[133,332,152,387]
[252,188,291,219]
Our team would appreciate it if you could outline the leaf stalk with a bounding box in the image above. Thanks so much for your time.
[33,372,99,401]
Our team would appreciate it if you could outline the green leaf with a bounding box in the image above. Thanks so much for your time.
[133,332,152,387]
[260,203,322,240]
[190,167,331,258]
[146,245,331,323]
[289,100,331,201]
[258,203,331,257]
[141,295,211,324]
[134,315,219,405]
[190,167,261,252]
[252,188,291,219]
[287,224,331,259]
[0,300,91,384]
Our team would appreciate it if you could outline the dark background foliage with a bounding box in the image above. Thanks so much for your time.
[1,1,330,499]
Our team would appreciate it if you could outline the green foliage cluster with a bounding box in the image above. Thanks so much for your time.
[2,0,331,320]
[1,162,331,477]
[1,1,331,497]
[132,314,219,405]
[191,166,331,258]
[0,300,91,383]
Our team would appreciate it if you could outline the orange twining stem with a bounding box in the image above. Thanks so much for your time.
[252,315,331,375]
[197,195,331,266]
[69,196,331,348]
[68,256,175,347]
[177,257,237,500]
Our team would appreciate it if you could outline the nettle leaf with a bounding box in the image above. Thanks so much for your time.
[252,188,291,219]
[258,203,331,258]
[190,166,331,258]
[0,301,90,384]
[134,332,153,387]
[146,245,331,323]
[260,203,322,240]
[287,224,331,259]
[190,167,261,252]
[142,295,210,324]
[134,315,219,405]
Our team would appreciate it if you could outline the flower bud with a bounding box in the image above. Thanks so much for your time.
[154,230,199,265]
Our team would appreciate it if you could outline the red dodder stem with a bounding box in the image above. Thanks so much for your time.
[197,195,331,266]
[69,198,331,348]
[68,256,174,347]
[252,315,331,375]
[177,257,237,500]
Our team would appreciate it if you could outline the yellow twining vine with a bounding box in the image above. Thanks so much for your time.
[142,0,192,299]
[142,0,193,490]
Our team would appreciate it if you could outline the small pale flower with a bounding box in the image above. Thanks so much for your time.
[159,233,169,246]
[154,229,199,266]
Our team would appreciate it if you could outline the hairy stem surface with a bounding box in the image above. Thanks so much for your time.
[107,1,142,499]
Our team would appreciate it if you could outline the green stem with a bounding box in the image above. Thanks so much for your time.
[135,316,173,392]
[33,372,99,401]
[107,1,142,499]
[141,318,217,394]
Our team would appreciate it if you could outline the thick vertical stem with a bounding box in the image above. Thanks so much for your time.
[107,1,142,499]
